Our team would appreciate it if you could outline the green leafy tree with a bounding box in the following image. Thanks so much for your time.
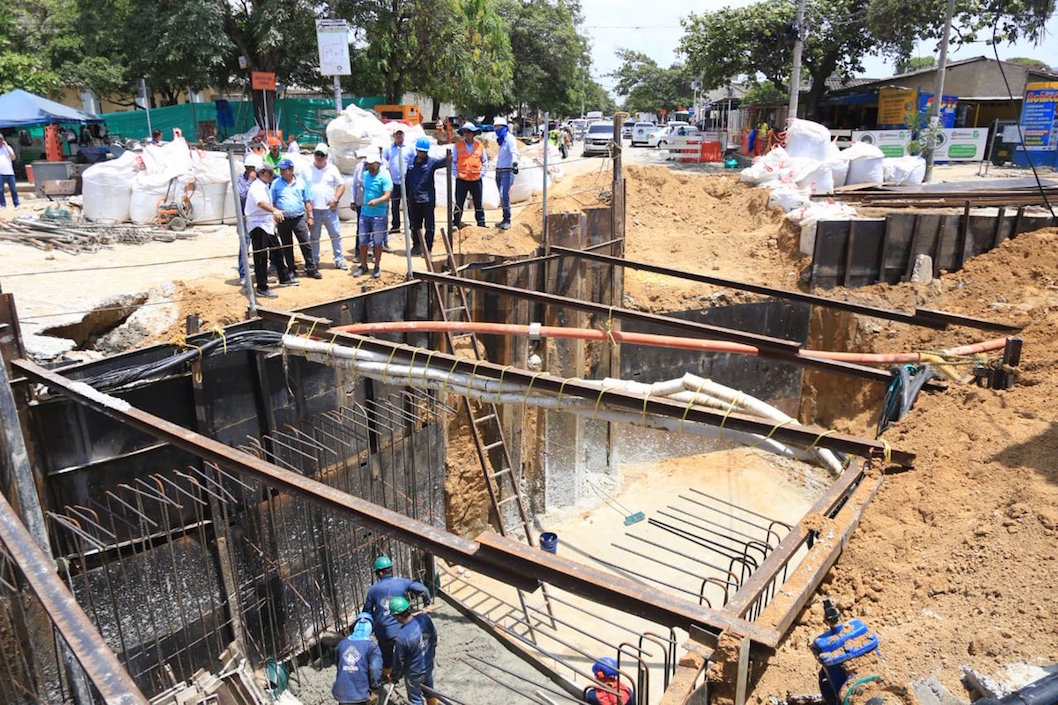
[498,0,591,115]
[895,56,936,73]
[741,81,786,106]
[610,49,693,116]
[1007,57,1052,69]
[0,8,61,94]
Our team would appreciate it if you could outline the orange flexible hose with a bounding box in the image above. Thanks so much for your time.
[330,322,1009,365]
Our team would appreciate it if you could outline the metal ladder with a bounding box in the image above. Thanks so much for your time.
[417,224,555,636]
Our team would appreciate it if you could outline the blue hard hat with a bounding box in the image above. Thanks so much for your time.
[592,657,619,679]
[354,612,372,625]
[276,158,294,170]
[415,137,431,151]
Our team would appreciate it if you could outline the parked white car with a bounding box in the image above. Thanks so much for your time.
[630,121,656,147]
[648,122,695,149]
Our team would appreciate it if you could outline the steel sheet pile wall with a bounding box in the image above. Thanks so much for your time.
[9,284,444,699]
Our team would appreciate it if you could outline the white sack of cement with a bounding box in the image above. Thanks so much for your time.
[792,203,859,255]
[82,151,140,222]
[785,118,839,163]
[883,155,926,185]
[841,141,885,185]
[509,155,549,203]
[768,186,812,212]
[326,105,391,174]
[796,161,835,195]
[740,147,791,185]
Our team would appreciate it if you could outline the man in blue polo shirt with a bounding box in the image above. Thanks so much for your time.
[271,158,319,281]
[354,154,392,279]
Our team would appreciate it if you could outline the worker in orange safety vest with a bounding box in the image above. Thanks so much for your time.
[452,121,488,229]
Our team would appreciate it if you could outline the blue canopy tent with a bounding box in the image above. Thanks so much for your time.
[0,89,102,128]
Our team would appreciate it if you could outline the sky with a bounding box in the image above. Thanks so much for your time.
[579,0,1058,98]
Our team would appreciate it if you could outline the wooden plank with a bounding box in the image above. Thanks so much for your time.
[903,214,924,280]
[993,207,1006,250]
[1011,206,1025,240]
[842,220,857,288]
[956,201,971,270]
[811,220,850,290]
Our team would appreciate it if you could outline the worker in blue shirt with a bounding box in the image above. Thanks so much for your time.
[404,137,451,256]
[270,158,318,281]
[492,117,520,230]
[388,596,436,705]
[332,613,382,705]
[362,555,431,676]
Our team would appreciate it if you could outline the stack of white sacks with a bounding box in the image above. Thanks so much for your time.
[82,104,550,226]
[738,118,926,253]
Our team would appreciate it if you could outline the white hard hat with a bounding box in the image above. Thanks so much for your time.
[493,117,508,127]
[244,154,264,169]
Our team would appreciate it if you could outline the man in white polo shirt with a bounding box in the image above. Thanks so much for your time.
[243,162,288,298]
[0,134,18,208]
[304,143,348,270]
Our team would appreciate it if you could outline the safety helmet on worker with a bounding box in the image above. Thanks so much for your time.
[243,154,264,170]
[388,595,411,615]
[458,121,480,134]
[592,657,620,680]
[354,611,373,626]
[373,555,393,572]
[415,137,432,152]
[493,117,508,127]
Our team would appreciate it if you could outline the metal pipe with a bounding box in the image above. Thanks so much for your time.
[227,151,257,316]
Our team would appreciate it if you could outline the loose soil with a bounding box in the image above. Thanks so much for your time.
[750,228,1058,702]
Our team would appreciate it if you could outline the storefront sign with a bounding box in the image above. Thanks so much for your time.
[1019,81,1058,151]
[878,87,915,127]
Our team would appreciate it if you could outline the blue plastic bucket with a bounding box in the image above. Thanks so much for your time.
[539,532,558,554]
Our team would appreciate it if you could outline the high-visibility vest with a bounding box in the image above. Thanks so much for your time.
[455,140,484,181]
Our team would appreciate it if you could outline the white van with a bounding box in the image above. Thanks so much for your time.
[585,110,604,122]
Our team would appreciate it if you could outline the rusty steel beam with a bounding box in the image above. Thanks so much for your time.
[550,247,1021,333]
[0,490,149,705]
[413,271,896,385]
[13,359,780,654]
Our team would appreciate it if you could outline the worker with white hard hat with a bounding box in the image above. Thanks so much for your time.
[492,116,519,230]
[452,121,488,229]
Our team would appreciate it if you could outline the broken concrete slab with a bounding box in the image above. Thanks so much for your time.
[913,674,968,705]
[22,333,76,361]
[95,286,179,354]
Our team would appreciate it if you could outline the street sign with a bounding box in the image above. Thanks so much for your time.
[251,71,276,91]
[316,19,352,76]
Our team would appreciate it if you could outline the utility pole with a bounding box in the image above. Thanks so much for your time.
[924,0,956,183]
[788,0,806,122]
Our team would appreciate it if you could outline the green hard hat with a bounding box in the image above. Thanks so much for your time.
[373,555,393,571]
[388,596,411,615]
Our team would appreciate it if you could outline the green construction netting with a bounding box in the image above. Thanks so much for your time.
[102,96,384,143]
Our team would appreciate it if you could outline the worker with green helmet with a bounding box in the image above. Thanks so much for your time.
[362,555,431,677]
[388,596,438,705]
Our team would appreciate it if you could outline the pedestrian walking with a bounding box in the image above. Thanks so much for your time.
[305,143,348,270]
[0,134,19,208]
[242,161,286,299]
[361,555,431,676]
[404,137,450,255]
[271,158,319,280]
[387,596,435,705]
[332,613,383,705]
[383,129,413,235]
[353,154,392,279]
[492,117,519,230]
[452,122,488,229]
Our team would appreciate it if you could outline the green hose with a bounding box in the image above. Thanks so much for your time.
[843,675,879,705]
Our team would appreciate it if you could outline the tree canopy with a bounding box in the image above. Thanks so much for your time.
[609,49,693,115]
[895,56,936,74]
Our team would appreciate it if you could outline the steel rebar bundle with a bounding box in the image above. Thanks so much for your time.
[0,217,196,254]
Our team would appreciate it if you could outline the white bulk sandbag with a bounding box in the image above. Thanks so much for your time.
[791,202,859,255]
[785,119,837,163]
[129,181,169,225]
[841,142,885,185]
[223,184,237,224]
[337,180,354,221]
[828,158,849,188]
[509,160,548,203]
[195,180,229,224]
[740,147,791,185]
[796,162,835,195]
[326,104,391,173]
[769,186,812,212]
[482,177,500,209]
[82,152,139,222]
[882,156,926,185]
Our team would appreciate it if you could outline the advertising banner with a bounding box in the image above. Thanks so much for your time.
[1019,81,1058,151]
[917,93,958,128]
[851,129,911,157]
[935,128,987,161]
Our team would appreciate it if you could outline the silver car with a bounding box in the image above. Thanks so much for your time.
[582,122,615,156]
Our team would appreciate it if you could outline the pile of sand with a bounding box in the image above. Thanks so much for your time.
[751,228,1058,702]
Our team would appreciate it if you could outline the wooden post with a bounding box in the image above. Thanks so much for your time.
[611,112,627,255]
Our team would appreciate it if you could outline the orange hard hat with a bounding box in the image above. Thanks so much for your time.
[268,136,281,147]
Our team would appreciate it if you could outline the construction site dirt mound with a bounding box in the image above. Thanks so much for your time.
[450,224,540,258]
[751,228,1058,703]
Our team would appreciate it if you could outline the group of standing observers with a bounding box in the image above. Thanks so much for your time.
[235,115,521,297]
[331,555,437,705]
